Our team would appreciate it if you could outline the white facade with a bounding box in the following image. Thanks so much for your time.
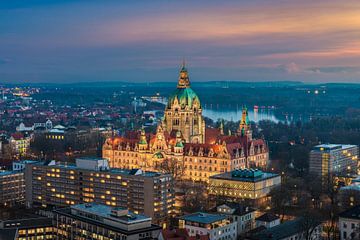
[216,204,255,235]
[339,217,360,240]
[179,213,237,240]
[185,222,237,240]
[256,218,280,229]
[75,157,110,171]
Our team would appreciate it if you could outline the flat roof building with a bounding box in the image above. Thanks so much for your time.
[54,203,161,240]
[25,157,174,226]
[309,144,359,181]
[0,171,25,207]
[208,169,281,204]
[0,216,54,240]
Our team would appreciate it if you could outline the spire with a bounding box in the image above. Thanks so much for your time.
[237,105,252,138]
[139,128,147,145]
[219,120,224,135]
[177,60,190,88]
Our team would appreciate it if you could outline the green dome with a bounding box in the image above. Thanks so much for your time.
[167,87,200,109]
[153,152,164,159]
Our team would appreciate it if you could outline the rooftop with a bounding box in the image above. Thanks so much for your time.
[255,213,279,222]
[210,169,279,183]
[251,218,320,240]
[1,217,52,229]
[179,212,226,224]
[30,160,163,177]
[0,171,23,177]
[313,144,358,151]
[71,203,150,224]
[339,205,360,220]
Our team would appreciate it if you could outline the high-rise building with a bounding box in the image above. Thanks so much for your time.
[103,64,269,182]
[25,157,174,226]
[0,171,25,207]
[54,203,161,240]
[309,144,359,180]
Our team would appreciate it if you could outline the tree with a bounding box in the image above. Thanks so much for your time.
[299,210,322,240]
[155,157,186,181]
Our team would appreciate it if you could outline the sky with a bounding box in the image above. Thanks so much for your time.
[1,0,360,83]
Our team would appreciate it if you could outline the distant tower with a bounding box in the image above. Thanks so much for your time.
[219,120,224,135]
[163,61,205,143]
[237,106,252,140]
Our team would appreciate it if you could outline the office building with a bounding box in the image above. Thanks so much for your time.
[0,216,54,240]
[309,144,359,180]
[25,157,174,226]
[54,203,161,240]
[0,171,25,207]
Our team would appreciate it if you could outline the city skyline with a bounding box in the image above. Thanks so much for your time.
[1,0,360,83]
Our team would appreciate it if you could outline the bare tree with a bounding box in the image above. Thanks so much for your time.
[299,211,322,240]
[155,157,186,180]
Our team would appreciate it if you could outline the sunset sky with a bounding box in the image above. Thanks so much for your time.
[1,0,360,83]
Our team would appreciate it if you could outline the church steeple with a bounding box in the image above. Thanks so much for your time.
[177,60,190,89]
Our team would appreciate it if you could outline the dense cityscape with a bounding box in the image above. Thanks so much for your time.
[1,1,360,240]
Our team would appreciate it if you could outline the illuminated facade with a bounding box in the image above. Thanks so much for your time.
[9,132,31,156]
[103,64,268,182]
[208,169,281,201]
[0,217,54,240]
[178,212,237,240]
[0,171,25,207]
[25,158,174,225]
[309,144,359,179]
[54,203,161,240]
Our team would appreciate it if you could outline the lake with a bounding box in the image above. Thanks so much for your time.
[202,107,280,123]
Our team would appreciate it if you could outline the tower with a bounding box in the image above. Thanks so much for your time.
[163,62,205,143]
[237,106,252,140]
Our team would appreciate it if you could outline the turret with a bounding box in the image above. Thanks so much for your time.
[219,120,224,135]
[237,106,252,140]
[138,128,148,151]
[174,130,184,154]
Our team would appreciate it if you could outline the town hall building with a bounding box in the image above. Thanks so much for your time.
[102,63,268,182]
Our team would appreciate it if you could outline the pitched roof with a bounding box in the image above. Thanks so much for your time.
[250,218,320,240]
[339,205,360,220]
[256,213,279,222]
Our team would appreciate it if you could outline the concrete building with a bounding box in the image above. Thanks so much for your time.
[216,203,256,235]
[25,157,174,226]
[54,203,161,240]
[208,169,281,204]
[178,212,237,240]
[103,64,268,182]
[309,144,359,180]
[0,216,54,240]
[339,205,360,240]
[0,171,25,207]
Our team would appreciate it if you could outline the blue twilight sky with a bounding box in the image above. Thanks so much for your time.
[1,0,360,83]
